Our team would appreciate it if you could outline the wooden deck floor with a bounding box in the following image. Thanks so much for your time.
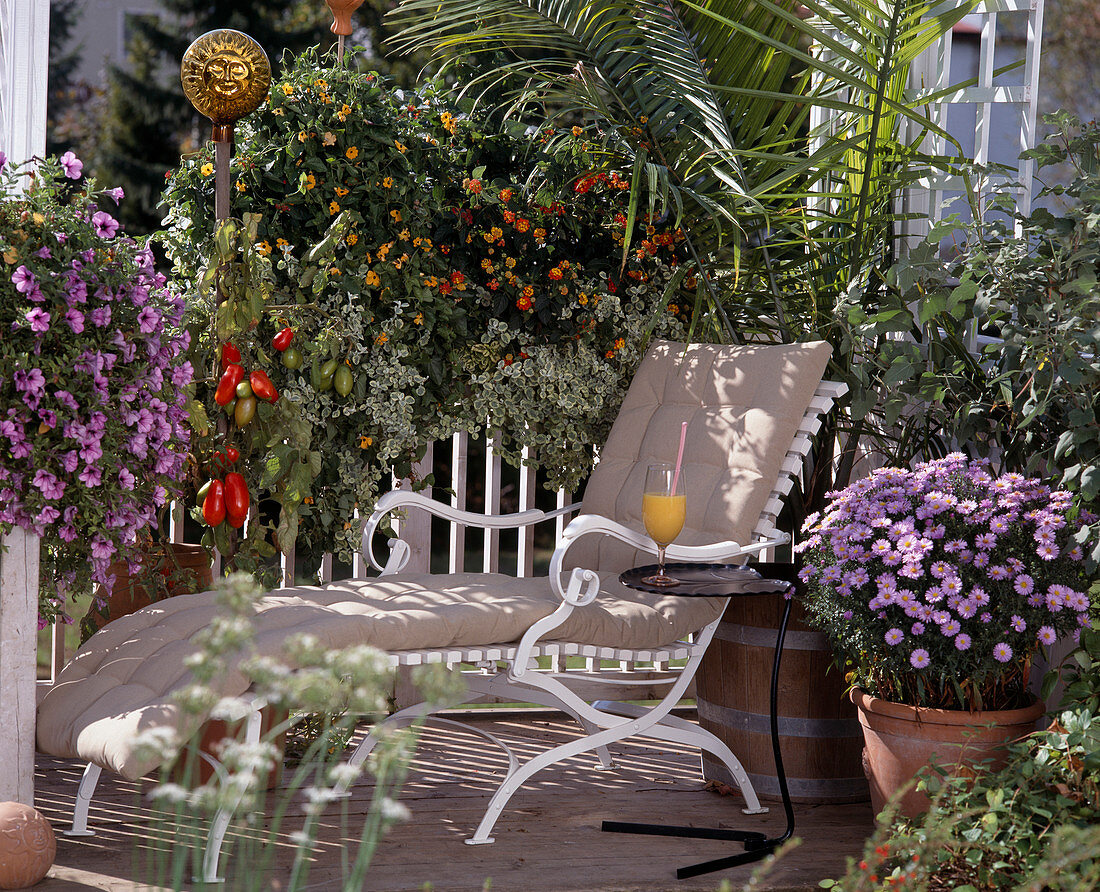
[33,715,875,892]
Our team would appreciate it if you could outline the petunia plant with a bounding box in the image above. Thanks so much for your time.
[161,47,693,565]
[0,152,193,624]
[797,453,1094,711]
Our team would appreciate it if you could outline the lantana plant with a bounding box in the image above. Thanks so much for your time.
[797,453,1094,710]
[0,152,193,624]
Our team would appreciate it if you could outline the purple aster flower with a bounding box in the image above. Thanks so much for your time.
[1038,626,1057,646]
[955,633,971,651]
[91,210,119,239]
[1011,615,1027,633]
[911,622,925,635]
[1014,574,1035,596]
[25,307,50,333]
[940,620,961,637]
[992,642,1014,663]
[59,150,84,178]
[1036,543,1059,561]
[885,628,904,646]
[910,649,930,669]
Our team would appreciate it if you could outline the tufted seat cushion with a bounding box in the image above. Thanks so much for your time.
[36,573,723,779]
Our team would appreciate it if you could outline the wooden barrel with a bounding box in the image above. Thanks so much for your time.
[696,563,868,804]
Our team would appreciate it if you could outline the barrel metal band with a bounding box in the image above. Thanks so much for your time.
[715,621,830,652]
[703,758,870,801]
[697,698,863,739]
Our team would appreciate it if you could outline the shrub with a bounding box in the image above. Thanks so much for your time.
[162,47,690,563]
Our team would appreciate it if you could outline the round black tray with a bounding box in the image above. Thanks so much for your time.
[619,563,793,597]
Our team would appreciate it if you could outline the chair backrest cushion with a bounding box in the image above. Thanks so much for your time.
[567,339,832,573]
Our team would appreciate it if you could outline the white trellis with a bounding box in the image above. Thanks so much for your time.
[0,0,50,808]
[901,0,1045,244]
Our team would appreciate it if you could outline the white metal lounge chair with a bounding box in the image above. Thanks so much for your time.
[37,339,842,879]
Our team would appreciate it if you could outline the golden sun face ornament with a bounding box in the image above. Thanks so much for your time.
[181,30,271,126]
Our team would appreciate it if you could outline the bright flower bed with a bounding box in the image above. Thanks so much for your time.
[162,48,694,562]
[0,153,192,621]
[797,454,1093,710]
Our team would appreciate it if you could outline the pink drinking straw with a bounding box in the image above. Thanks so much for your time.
[671,421,688,495]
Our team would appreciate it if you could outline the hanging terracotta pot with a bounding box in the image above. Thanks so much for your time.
[82,542,213,639]
[851,688,1045,818]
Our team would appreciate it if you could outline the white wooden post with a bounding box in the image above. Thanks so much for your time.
[0,529,40,805]
[0,0,51,167]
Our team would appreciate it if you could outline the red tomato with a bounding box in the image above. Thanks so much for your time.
[220,342,241,369]
[224,472,249,528]
[215,363,245,406]
[272,327,295,352]
[202,480,226,527]
[249,369,279,403]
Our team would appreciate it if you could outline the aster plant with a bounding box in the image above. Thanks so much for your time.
[0,152,193,625]
[797,454,1094,711]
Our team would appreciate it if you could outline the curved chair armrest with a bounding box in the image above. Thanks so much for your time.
[546,514,789,602]
[363,488,582,573]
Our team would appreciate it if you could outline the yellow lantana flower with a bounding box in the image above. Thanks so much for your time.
[329,200,340,214]
[346,146,359,160]
[346,232,359,246]
[382,176,394,188]
[390,209,402,222]
[281,83,293,96]
[365,270,381,286]
[335,186,349,197]
[200,162,214,176]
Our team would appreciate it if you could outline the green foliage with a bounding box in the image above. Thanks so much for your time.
[823,630,1100,892]
[881,113,1100,562]
[162,48,690,564]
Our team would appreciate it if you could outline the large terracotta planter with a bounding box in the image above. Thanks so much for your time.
[852,688,1044,818]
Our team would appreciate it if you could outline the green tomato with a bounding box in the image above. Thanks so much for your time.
[236,380,253,399]
[196,479,212,505]
[224,397,237,416]
[282,346,304,370]
[235,395,257,427]
[320,358,339,380]
[334,365,354,397]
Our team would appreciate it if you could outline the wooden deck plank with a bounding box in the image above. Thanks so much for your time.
[34,715,874,891]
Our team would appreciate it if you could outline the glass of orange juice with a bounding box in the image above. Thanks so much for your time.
[642,463,686,587]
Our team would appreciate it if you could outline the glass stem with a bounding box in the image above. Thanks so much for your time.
[657,544,666,577]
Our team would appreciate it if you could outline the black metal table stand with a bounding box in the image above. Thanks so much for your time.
[602,571,795,880]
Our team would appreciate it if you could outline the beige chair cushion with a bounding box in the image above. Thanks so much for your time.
[567,339,833,574]
[36,573,723,779]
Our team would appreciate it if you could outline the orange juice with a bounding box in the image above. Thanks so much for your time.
[643,492,686,546]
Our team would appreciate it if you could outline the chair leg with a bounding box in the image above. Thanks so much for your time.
[197,703,265,884]
[465,717,650,845]
[63,763,101,837]
[466,672,616,770]
[592,701,766,814]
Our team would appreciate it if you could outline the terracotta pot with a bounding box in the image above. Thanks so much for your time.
[851,688,1045,818]
[83,542,212,638]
